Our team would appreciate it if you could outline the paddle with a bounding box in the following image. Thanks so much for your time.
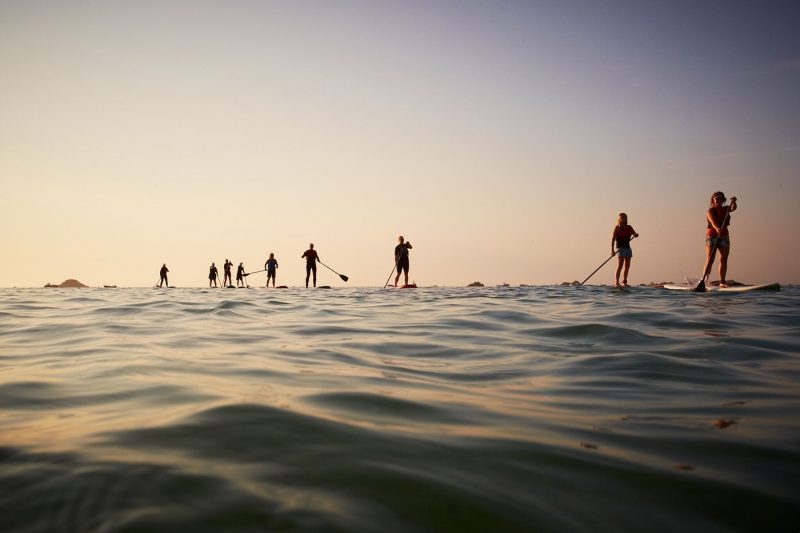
[383,248,407,289]
[243,269,266,277]
[579,235,637,286]
[319,261,348,282]
[693,199,734,292]
[578,253,616,286]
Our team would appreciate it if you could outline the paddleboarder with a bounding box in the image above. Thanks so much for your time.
[701,192,737,288]
[301,244,320,288]
[236,262,246,287]
[265,253,278,287]
[223,259,233,287]
[611,213,639,287]
[209,262,219,288]
[394,236,413,287]
[159,263,169,288]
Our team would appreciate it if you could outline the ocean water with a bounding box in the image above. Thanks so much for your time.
[1,285,798,532]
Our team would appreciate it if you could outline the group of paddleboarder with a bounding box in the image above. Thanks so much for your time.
[613,190,737,288]
[157,236,413,288]
[158,192,737,290]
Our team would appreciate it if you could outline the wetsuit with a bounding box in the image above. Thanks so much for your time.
[209,266,218,281]
[395,243,411,274]
[236,265,244,282]
[302,249,319,287]
[159,266,169,287]
[266,258,278,285]
[223,261,232,285]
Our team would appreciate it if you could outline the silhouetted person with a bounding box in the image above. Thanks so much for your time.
[209,262,219,287]
[265,253,279,287]
[301,244,320,288]
[394,236,412,287]
[236,262,246,287]
[159,264,169,287]
[612,213,639,287]
[702,191,738,287]
[223,259,232,286]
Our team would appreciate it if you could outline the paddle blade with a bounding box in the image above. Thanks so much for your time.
[692,279,706,293]
[340,274,349,282]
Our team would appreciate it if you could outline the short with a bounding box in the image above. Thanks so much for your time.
[397,257,409,274]
[706,236,730,248]
[617,248,632,258]
[267,270,276,277]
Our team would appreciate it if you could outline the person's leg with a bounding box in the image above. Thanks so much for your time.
[718,245,730,286]
[702,243,716,281]
[312,265,317,287]
[615,257,623,286]
[622,257,631,285]
[403,264,409,285]
[394,271,400,286]
[305,266,310,288]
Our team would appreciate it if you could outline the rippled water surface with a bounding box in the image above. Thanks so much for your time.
[1,286,799,532]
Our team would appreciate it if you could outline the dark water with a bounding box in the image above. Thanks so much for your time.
[1,286,798,532]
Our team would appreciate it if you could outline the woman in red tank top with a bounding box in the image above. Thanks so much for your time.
[701,191,737,288]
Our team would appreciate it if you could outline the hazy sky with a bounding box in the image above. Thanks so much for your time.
[2,1,798,287]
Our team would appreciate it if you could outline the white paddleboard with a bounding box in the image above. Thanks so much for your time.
[663,283,780,292]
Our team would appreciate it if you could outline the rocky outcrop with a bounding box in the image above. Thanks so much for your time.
[44,279,88,288]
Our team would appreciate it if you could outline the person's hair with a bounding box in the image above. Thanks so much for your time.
[710,191,726,207]
[617,213,627,225]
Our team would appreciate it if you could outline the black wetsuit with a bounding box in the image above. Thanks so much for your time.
[302,249,319,287]
[395,243,411,274]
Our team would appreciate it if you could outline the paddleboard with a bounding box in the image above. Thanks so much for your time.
[317,285,332,289]
[663,283,780,292]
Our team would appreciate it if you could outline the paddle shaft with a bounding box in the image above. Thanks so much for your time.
[383,260,398,289]
[243,269,266,277]
[319,261,348,282]
[579,253,616,286]
[579,235,637,286]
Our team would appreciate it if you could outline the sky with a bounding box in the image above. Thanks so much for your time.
[1,0,799,287]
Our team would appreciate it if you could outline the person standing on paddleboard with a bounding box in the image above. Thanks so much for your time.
[394,236,413,287]
[223,259,233,287]
[265,253,279,287]
[612,213,639,287]
[236,262,246,287]
[301,244,320,288]
[702,192,737,288]
[159,263,169,288]
[209,262,219,288]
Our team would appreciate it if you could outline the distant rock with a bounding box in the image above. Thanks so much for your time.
[45,279,88,288]
[467,281,484,287]
[561,281,580,286]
